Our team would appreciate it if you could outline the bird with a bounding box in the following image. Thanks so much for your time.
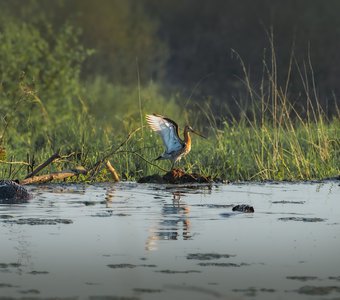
[146,114,206,169]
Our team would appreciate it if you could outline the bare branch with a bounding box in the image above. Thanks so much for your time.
[0,160,30,166]
[89,127,141,178]
[25,151,60,179]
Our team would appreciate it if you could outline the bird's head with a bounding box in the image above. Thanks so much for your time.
[185,125,206,139]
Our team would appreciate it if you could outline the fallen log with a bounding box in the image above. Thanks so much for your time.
[20,169,86,185]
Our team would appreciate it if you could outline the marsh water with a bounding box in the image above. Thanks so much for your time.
[0,181,339,300]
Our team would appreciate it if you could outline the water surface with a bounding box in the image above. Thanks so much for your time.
[0,181,339,299]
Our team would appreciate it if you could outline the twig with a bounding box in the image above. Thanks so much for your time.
[0,160,30,166]
[89,127,141,178]
[112,149,169,173]
[129,151,168,173]
[25,151,60,179]
[55,152,76,161]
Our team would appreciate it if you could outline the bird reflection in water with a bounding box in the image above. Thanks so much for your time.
[145,191,191,251]
[105,187,115,208]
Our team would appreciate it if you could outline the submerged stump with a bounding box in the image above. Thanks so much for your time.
[138,168,211,184]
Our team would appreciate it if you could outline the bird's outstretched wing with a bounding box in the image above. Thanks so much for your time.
[146,114,183,153]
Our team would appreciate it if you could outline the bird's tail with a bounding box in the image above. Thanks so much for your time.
[154,155,163,161]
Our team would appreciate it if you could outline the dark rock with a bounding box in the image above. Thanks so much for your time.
[0,180,31,201]
[232,204,255,213]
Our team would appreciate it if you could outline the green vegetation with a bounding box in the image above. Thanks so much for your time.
[0,7,339,182]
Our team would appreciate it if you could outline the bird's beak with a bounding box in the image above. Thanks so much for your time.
[191,129,207,139]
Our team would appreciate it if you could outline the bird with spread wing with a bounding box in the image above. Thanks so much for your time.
[146,114,206,169]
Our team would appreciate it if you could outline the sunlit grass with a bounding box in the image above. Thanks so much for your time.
[1,111,339,182]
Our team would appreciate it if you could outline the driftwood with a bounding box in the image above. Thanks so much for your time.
[105,160,120,182]
[1,129,144,185]
[15,151,88,185]
[20,169,86,185]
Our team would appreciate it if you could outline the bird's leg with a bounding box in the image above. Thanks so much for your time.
[170,160,175,171]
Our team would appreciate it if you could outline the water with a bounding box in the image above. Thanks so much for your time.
[0,181,340,299]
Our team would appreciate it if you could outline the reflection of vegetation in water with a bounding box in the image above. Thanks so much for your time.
[0,10,339,182]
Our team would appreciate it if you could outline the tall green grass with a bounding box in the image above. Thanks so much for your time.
[1,113,339,182]
[1,101,338,182]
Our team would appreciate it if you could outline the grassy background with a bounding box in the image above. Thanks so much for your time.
[0,16,339,182]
